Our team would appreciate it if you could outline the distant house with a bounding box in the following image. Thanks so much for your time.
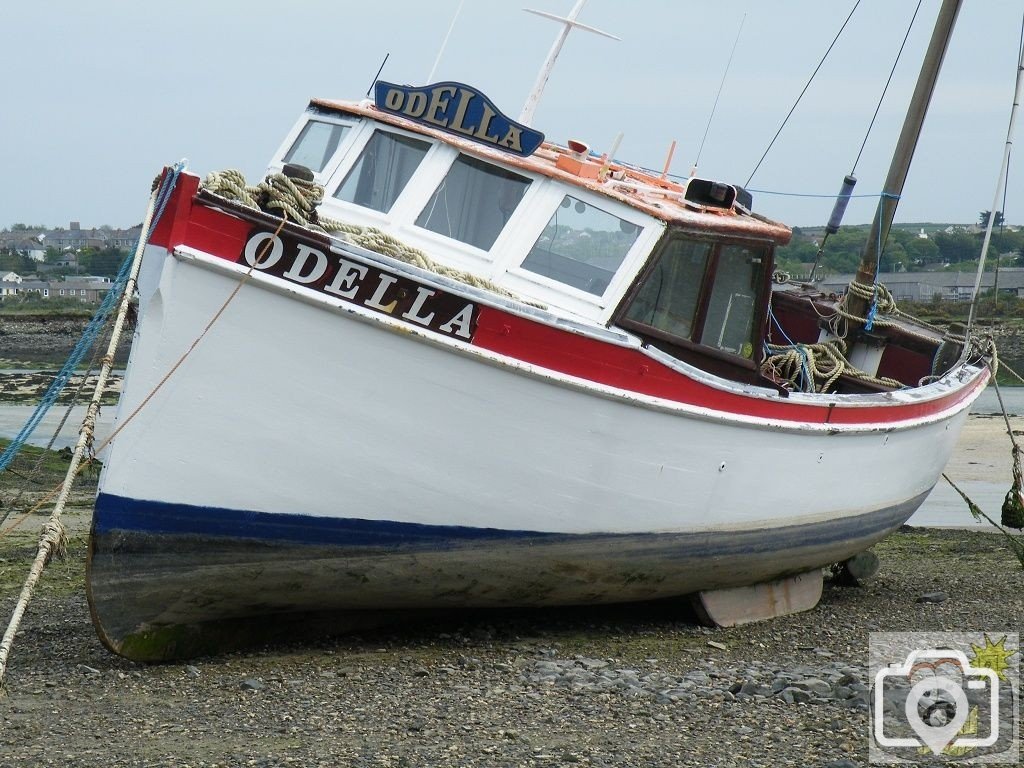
[1,271,21,283]
[15,238,46,262]
[15,279,50,298]
[0,221,142,255]
[0,275,112,303]
[54,277,113,303]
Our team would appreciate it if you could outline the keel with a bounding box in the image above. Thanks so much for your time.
[692,569,824,627]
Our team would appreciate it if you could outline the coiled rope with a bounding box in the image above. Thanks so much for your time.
[761,337,902,393]
[201,169,534,304]
[836,279,964,345]
[0,162,184,689]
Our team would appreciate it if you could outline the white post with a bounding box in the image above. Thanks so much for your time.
[518,0,619,126]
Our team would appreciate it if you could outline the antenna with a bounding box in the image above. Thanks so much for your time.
[366,53,390,98]
[519,0,619,126]
[692,14,745,177]
[428,0,467,83]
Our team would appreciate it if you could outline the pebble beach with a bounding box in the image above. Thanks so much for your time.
[0,413,1022,767]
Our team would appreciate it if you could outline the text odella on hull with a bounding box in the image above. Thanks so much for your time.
[87,0,991,661]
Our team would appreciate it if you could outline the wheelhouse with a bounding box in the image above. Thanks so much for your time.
[268,92,790,387]
[615,232,774,384]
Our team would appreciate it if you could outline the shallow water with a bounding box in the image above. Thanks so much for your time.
[0,405,114,451]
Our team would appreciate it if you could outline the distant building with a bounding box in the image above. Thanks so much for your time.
[13,238,46,261]
[0,221,142,255]
[0,275,113,303]
[818,268,1024,302]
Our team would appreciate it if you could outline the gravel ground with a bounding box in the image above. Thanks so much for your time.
[0,418,1022,767]
[0,519,1019,767]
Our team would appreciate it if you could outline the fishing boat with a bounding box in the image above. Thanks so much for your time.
[86,0,991,661]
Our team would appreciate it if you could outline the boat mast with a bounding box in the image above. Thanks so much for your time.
[518,0,619,127]
[848,0,962,320]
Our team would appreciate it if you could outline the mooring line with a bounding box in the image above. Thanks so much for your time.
[0,166,176,689]
[0,176,288,689]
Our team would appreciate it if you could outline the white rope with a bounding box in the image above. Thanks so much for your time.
[761,337,902,393]
[0,182,161,688]
[831,279,963,347]
[201,169,537,304]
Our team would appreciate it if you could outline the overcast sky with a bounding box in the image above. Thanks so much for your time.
[3,0,1022,231]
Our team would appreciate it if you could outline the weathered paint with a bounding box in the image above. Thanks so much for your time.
[89,493,921,661]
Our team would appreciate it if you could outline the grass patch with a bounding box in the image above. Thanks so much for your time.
[0,304,95,318]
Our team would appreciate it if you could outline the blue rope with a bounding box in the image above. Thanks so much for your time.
[864,192,900,332]
[0,163,184,473]
[765,303,813,392]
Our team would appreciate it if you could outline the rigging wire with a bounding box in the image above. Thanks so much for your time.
[746,1,861,187]
[849,0,923,176]
[692,14,746,175]
[808,1,921,281]
[996,16,1024,299]
[967,8,1024,335]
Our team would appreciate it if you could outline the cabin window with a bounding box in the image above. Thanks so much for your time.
[622,238,712,337]
[334,130,430,213]
[618,235,767,360]
[699,243,764,356]
[521,196,641,296]
[283,120,350,173]
[416,154,530,250]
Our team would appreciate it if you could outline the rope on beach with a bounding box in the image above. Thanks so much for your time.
[987,357,1024,530]
[0,322,116,532]
[943,474,1024,568]
[0,162,184,690]
[0,252,134,476]
[941,349,1024,568]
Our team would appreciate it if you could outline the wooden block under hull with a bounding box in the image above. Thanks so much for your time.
[692,569,824,627]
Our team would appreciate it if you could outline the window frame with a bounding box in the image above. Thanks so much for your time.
[271,111,360,184]
[412,151,534,253]
[614,230,775,369]
[386,147,541,264]
[499,182,658,306]
[331,127,434,216]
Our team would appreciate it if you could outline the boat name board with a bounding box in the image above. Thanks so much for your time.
[373,81,545,157]
[239,230,479,340]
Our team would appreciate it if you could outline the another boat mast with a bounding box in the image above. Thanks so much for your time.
[848,0,962,321]
[518,0,619,127]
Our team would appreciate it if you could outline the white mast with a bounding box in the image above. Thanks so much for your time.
[518,0,619,126]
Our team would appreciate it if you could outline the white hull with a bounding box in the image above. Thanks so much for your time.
[102,246,970,536]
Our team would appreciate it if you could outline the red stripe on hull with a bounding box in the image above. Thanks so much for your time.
[472,306,986,424]
[147,174,987,427]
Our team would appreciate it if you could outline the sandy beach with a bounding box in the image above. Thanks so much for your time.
[0,414,1021,767]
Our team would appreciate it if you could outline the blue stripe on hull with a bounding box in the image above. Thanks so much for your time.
[93,490,926,557]
[94,492,556,548]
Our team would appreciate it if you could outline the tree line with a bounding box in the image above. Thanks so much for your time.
[776,212,1022,276]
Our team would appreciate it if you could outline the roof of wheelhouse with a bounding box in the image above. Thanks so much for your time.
[309,97,792,246]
